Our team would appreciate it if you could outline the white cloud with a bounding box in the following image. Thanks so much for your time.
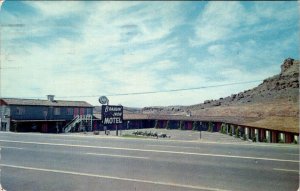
[207,44,226,57]
[1,1,298,107]
[191,2,245,46]
[80,1,184,48]
[252,2,299,21]
[152,60,178,71]
[27,2,85,16]
[190,1,298,47]
[165,74,207,90]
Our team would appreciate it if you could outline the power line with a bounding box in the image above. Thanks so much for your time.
[55,80,262,98]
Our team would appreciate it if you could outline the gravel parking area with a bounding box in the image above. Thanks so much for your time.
[74,128,248,143]
[123,128,246,143]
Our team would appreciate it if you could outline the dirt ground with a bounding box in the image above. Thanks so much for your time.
[73,128,248,143]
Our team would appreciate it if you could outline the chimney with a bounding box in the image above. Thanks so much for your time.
[47,95,55,102]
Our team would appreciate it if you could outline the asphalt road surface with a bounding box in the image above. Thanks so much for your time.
[0,132,299,191]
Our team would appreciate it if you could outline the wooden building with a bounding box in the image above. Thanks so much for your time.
[0,95,93,133]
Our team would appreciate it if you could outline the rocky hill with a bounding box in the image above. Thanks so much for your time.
[142,58,299,119]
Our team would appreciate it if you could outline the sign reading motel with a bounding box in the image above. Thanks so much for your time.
[101,105,123,125]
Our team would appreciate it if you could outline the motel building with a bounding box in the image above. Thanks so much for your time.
[92,114,299,144]
[0,96,298,144]
[0,95,93,133]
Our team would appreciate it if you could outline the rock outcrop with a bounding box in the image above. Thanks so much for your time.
[142,58,299,120]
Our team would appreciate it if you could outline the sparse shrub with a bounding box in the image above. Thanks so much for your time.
[263,138,268,143]
[220,123,226,134]
[219,127,225,134]
[278,139,284,143]
[222,127,226,134]
[252,137,256,142]
[235,128,240,138]
[293,139,298,144]
[192,121,198,131]
[243,134,247,141]
[208,122,213,132]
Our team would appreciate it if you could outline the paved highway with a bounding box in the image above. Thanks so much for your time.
[0,132,299,191]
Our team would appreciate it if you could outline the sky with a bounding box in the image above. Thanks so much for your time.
[0,1,299,107]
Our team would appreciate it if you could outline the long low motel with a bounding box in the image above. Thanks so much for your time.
[93,113,299,144]
[0,97,298,144]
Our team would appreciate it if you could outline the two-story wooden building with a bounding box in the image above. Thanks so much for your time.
[0,95,93,133]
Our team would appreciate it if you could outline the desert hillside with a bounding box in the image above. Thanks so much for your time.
[188,58,299,117]
[93,58,299,132]
[141,58,299,132]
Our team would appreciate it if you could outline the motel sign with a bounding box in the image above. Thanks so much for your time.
[101,105,123,125]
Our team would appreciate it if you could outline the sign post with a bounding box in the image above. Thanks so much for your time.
[199,122,202,139]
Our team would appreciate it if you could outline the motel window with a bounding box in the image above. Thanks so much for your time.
[54,107,61,115]
[74,108,79,116]
[16,107,25,115]
[43,108,48,118]
[67,108,74,115]
[80,108,84,115]
[86,108,92,115]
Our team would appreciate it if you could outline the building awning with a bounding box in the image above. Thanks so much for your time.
[11,119,66,122]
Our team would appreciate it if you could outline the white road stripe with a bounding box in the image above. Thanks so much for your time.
[148,145,300,156]
[147,144,199,149]
[86,152,149,159]
[285,153,300,156]
[49,139,89,143]
[273,168,300,173]
[0,131,298,148]
[0,146,23,150]
[0,163,229,191]
[0,139,298,163]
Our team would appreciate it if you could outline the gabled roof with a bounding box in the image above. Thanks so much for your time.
[0,98,93,108]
